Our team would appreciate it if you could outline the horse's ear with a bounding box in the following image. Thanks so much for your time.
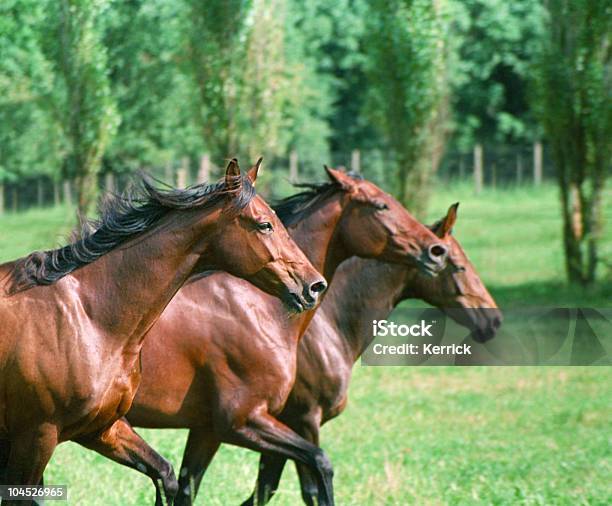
[247,157,263,186]
[225,158,242,191]
[324,165,355,191]
[432,202,459,238]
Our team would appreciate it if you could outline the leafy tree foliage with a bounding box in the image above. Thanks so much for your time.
[0,0,59,184]
[532,0,610,285]
[45,0,119,217]
[363,0,449,216]
[182,0,251,162]
[102,0,194,172]
[448,0,546,149]
[0,0,608,288]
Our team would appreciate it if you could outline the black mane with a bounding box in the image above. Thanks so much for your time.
[8,173,255,294]
[273,172,362,226]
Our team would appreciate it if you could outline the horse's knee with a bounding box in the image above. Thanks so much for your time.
[155,459,178,498]
[164,466,179,497]
[314,450,334,479]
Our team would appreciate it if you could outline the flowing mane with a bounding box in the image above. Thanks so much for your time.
[273,172,362,226]
[7,173,255,294]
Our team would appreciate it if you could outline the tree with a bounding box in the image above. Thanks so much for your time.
[278,0,336,175]
[102,0,194,173]
[0,0,60,212]
[532,0,611,285]
[236,0,290,163]
[363,0,450,217]
[47,0,119,217]
[183,0,251,163]
[448,0,545,149]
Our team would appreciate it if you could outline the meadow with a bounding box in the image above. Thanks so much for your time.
[0,182,610,505]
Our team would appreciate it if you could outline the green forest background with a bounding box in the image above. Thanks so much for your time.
[1,0,609,285]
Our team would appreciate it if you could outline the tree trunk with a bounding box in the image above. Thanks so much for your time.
[560,181,585,284]
[555,145,605,286]
[397,153,431,220]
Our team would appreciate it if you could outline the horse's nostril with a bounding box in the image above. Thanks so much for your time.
[309,280,327,296]
[493,316,502,329]
[429,244,448,260]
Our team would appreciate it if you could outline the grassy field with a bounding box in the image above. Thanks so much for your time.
[0,183,610,505]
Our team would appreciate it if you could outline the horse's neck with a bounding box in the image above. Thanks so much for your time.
[323,259,409,362]
[71,210,213,352]
[289,195,347,282]
[285,195,358,334]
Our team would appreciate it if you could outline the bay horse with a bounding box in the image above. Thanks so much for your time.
[241,203,503,505]
[0,159,326,505]
[125,167,450,506]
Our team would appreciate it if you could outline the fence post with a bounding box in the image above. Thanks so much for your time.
[351,149,361,173]
[63,180,72,208]
[516,154,523,185]
[164,162,174,186]
[533,141,542,186]
[198,153,210,183]
[473,144,483,194]
[491,163,497,189]
[177,157,189,189]
[53,182,60,206]
[11,188,18,212]
[105,172,115,194]
[289,150,298,181]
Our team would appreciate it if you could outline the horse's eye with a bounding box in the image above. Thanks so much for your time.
[257,222,274,233]
[454,265,466,273]
[375,202,389,211]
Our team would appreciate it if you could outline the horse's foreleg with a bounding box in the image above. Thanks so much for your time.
[2,424,58,506]
[174,428,220,506]
[225,409,334,506]
[239,453,287,506]
[75,417,177,506]
[292,419,322,506]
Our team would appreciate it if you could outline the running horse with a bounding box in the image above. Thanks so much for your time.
[0,159,326,505]
[125,167,450,506]
[241,203,503,505]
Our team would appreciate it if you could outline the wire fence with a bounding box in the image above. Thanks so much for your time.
[0,143,557,214]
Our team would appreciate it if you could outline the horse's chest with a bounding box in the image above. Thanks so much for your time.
[62,360,141,439]
[261,357,297,414]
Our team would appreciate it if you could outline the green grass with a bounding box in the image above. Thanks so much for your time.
[1,183,610,505]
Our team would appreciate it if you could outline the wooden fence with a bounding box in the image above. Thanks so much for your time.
[0,143,554,215]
